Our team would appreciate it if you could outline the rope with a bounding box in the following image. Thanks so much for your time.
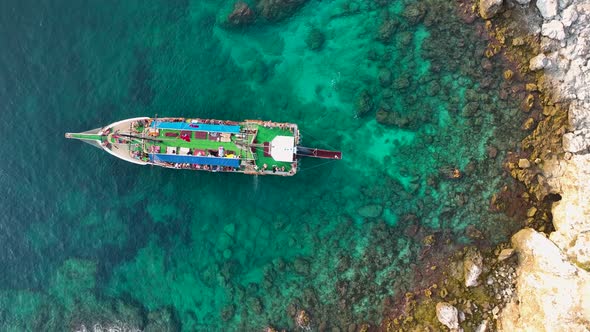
[297,158,340,174]
[299,128,341,152]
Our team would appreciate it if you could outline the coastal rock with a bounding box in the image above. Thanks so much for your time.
[498,229,590,331]
[479,0,504,19]
[536,0,558,19]
[464,247,484,287]
[436,302,460,330]
[542,20,566,40]
[529,53,549,71]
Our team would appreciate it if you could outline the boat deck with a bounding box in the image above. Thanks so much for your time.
[101,118,299,175]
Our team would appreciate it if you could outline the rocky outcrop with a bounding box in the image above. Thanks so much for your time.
[498,229,590,331]
[528,0,590,270]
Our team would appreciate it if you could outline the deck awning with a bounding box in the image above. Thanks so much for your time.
[151,121,240,133]
[270,136,295,162]
[149,154,240,167]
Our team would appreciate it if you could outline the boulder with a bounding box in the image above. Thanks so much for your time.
[479,0,504,19]
[529,53,548,71]
[464,247,484,287]
[518,158,531,169]
[542,20,566,40]
[563,132,589,153]
[536,0,558,19]
[436,302,460,330]
[475,320,488,332]
[498,248,515,261]
[498,229,590,331]
[561,5,578,27]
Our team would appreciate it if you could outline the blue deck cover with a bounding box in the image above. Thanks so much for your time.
[150,154,240,167]
[151,121,240,133]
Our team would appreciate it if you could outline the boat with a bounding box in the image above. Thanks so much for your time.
[65,117,342,176]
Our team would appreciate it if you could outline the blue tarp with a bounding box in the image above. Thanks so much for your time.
[149,154,240,167]
[151,121,240,133]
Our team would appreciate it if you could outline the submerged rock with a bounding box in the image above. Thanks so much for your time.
[357,204,383,218]
[305,27,325,51]
[227,1,255,26]
[356,90,374,117]
[256,0,307,22]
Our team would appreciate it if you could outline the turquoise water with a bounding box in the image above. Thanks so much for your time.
[0,0,528,330]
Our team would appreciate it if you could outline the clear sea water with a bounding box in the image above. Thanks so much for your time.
[0,0,528,330]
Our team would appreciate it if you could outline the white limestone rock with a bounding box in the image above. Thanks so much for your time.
[542,20,566,40]
[568,232,590,267]
[561,5,579,27]
[537,0,558,18]
[529,53,548,71]
[436,302,460,331]
[498,229,590,331]
[563,132,589,153]
[475,320,488,332]
[464,247,484,287]
[479,0,504,19]
[559,0,572,9]
[569,101,590,131]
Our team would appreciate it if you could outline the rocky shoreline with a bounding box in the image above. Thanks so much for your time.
[442,0,590,330]
[377,0,590,330]
[486,0,590,330]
